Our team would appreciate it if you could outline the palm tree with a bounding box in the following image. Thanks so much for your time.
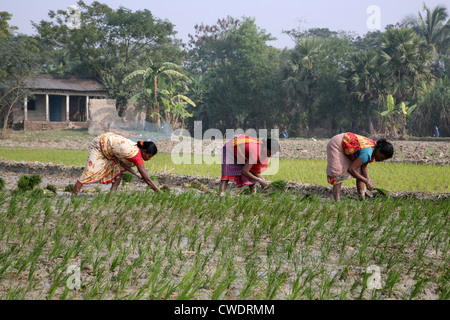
[380,27,434,137]
[403,4,449,75]
[124,60,188,125]
[343,50,385,134]
[281,37,323,134]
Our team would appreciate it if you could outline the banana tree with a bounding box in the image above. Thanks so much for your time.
[159,84,196,129]
[380,94,416,138]
[123,60,188,125]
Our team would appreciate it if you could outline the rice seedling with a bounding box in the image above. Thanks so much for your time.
[122,172,134,183]
[0,183,447,300]
[64,184,75,193]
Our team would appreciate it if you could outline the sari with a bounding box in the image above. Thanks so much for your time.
[326,132,376,185]
[77,132,143,185]
[221,136,269,188]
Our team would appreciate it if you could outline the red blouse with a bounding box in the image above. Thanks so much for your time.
[127,149,144,166]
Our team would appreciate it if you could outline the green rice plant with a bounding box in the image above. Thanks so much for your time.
[30,188,44,197]
[0,182,447,300]
[47,269,66,300]
[317,268,340,300]
[122,172,134,183]
[288,267,309,300]
[176,259,208,300]
[239,256,261,299]
[436,268,450,300]
[0,252,14,279]
[211,270,238,300]
[0,177,5,190]
[265,264,289,300]
[3,284,28,300]
[409,277,430,300]
[114,264,135,299]
[30,174,42,186]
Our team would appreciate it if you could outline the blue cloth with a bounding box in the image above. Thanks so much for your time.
[354,147,373,164]
[434,127,439,138]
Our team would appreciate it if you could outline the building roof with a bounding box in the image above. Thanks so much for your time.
[25,75,108,94]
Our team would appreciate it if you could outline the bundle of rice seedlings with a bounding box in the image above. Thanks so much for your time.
[269,180,287,190]
[46,184,57,194]
[17,174,42,191]
[64,184,75,192]
[374,187,389,197]
[263,179,287,191]
[160,184,171,192]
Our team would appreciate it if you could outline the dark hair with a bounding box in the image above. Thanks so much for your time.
[137,141,158,155]
[375,138,393,159]
[263,138,280,153]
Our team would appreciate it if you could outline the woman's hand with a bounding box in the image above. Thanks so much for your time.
[136,164,160,192]
[258,178,269,188]
[365,179,375,190]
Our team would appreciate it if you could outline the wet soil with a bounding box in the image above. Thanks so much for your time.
[0,159,447,202]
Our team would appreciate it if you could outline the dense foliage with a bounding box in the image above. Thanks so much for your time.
[1,2,449,137]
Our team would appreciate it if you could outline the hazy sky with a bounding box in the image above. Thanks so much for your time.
[1,0,448,48]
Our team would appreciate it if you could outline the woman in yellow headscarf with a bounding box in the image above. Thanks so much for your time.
[326,132,394,201]
[72,132,160,195]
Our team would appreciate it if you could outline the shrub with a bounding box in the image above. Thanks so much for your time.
[0,177,5,190]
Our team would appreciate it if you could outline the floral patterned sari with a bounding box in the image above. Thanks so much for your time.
[78,132,141,185]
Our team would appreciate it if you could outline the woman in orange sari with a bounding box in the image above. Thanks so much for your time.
[326,132,393,201]
[72,132,160,195]
[220,135,279,195]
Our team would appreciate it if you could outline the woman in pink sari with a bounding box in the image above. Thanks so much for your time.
[326,132,394,201]
[73,132,160,195]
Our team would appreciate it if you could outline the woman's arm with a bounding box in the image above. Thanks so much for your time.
[242,162,268,188]
[347,158,374,190]
[135,163,160,192]
[360,163,370,181]
[121,163,140,178]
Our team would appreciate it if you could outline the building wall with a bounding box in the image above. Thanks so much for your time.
[13,93,79,123]
[26,95,47,121]
[24,121,89,131]
[88,99,147,135]
[12,93,147,133]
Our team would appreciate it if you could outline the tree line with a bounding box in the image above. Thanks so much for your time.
[1,1,449,138]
